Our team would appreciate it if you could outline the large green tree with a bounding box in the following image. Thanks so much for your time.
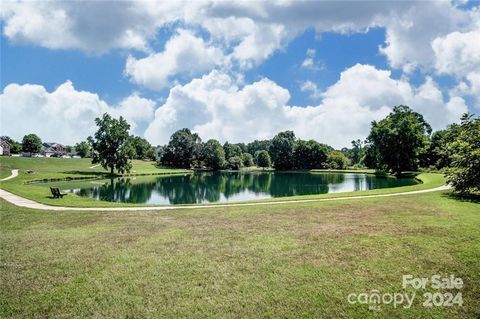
[423,124,461,169]
[294,140,329,169]
[350,139,364,165]
[269,131,296,170]
[89,113,132,175]
[247,139,271,156]
[203,139,226,170]
[223,142,243,160]
[22,134,42,154]
[161,128,202,168]
[226,155,243,170]
[445,114,480,194]
[366,105,432,175]
[129,136,155,160]
[241,152,254,167]
[74,141,91,158]
[255,150,271,169]
[327,151,350,169]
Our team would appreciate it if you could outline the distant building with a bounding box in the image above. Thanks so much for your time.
[42,142,66,157]
[0,139,11,156]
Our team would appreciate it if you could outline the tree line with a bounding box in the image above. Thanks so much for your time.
[2,119,157,162]
[3,105,478,194]
[156,128,351,171]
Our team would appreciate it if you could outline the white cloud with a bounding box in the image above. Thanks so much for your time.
[0,1,172,53]
[230,23,287,68]
[144,70,291,144]
[125,29,226,90]
[144,65,466,148]
[432,29,480,77]
[301,48,324,71]
[432,28,480,107]
[114,93,156,135]
[3,1,477,73]
[378,1,475,73]
[451,72,480,108]
[1,66,466,148]
[0,81,155,144]
[300,81,321,99]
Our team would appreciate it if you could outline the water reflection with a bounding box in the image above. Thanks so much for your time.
[63,172,419,205]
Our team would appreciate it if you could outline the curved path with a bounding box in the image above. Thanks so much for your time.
[0,169,19,181]
[0,185,451,212]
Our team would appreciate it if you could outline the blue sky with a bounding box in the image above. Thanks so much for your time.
[2,26,390,105]
[1,1,479,148]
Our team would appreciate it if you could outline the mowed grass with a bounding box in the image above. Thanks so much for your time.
[0,157,446,208]
[1,191,479,318]
[0,157,189,179]
[0,157,191,207]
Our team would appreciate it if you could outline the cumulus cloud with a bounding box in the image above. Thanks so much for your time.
[432,28,480,107]
[301,48,324,71]
[144,65,466,148]
[125,29,226,90]
[3,1,477,73]
[0,81,155,143]
[432,29,480,77]
[1,1,475,147]
[0,0,172,53]
[378,1,475,73]
[300,80,321,99]
[144,70,291,144]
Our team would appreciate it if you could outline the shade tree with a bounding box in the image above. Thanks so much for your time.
[366,105,432,175]
[223,142,243,160]
[22,134,42,154]
[445,114,480,194]
[89,113,132,175]
[255,150,271,169]
[269,131,296,170]
[227,155,243,170]
[327,151,350,169]
[242,153,254,167]
[74,141,92,158]
[203,139,226,170]
[160,128,202,168]
[294,139,329,169]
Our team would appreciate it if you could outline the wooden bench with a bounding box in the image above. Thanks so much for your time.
[50,187,67,198]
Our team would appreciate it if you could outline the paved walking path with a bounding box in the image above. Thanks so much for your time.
[0,169,19,181]
[89,164,101,169]
[0,184,451,212]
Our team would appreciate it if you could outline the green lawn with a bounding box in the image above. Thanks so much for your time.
[0,157,446,208]
[0,157,191,207]
[1,190,479,318]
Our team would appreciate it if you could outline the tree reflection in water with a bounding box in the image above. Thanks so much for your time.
[71,172,419,205]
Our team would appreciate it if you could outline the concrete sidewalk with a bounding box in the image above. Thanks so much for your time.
[0,185,451,212]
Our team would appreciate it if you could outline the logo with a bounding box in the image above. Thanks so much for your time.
[347,274,463,312]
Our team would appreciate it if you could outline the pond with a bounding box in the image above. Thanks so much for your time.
[46,171,420,205]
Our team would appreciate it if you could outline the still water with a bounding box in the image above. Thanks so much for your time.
[50,172,419,205]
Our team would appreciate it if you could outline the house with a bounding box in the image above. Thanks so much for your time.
[42,142,66,157]
[0,139,11,156]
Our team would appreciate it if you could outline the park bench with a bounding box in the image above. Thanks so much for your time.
[50,187,67,198]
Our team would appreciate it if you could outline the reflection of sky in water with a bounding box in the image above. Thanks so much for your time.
[140,190,272,205]
[57,172,418,205]
[328,173,367,193]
